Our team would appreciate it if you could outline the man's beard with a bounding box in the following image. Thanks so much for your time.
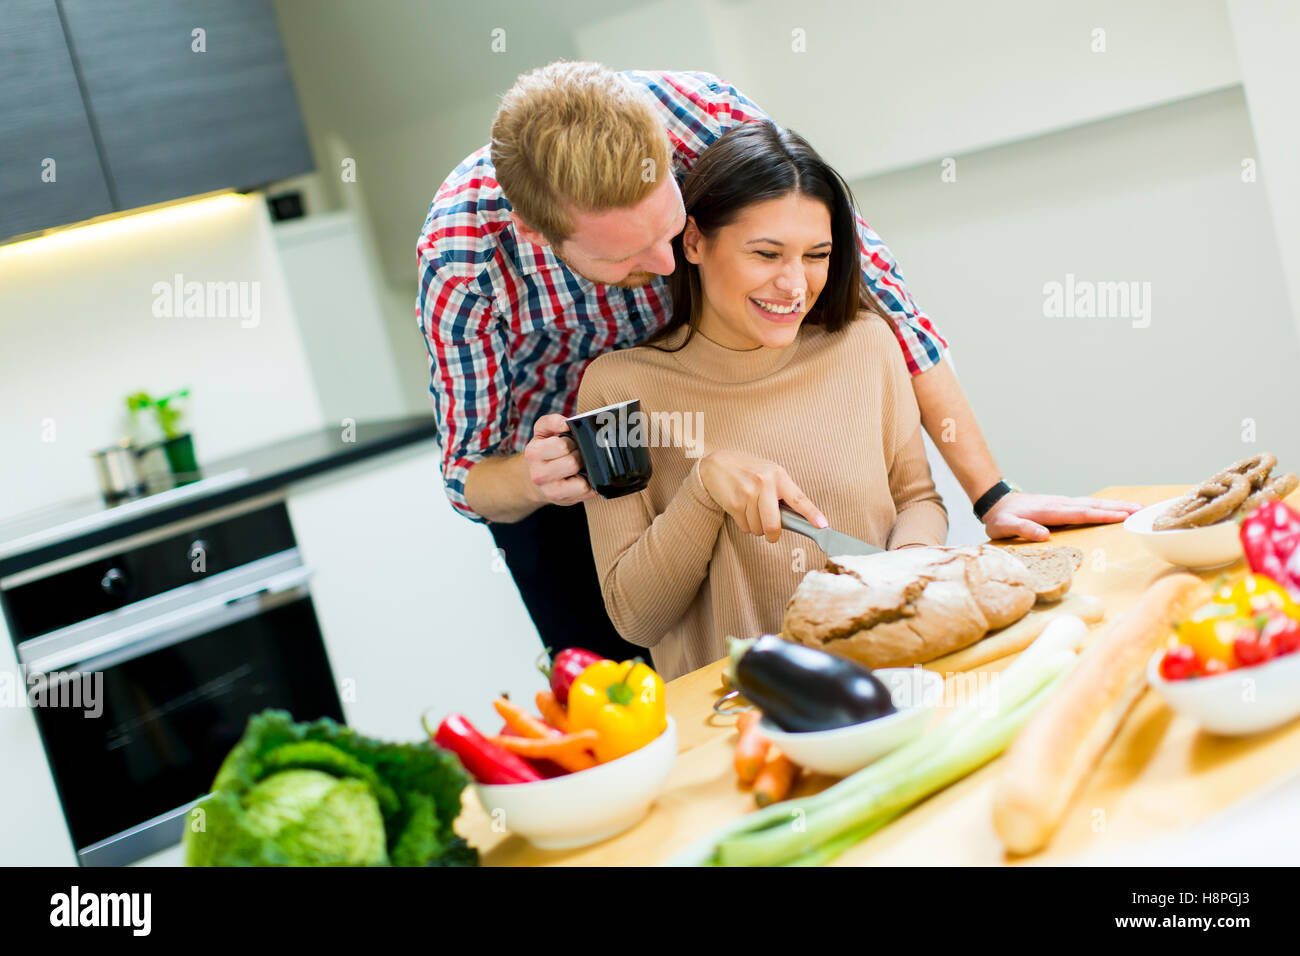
[564,261,660,289]
[610,271,658,290]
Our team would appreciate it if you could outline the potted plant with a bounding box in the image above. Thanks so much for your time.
[126,388,198,479]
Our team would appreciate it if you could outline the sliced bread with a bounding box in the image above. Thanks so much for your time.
[1003,545,1083,604]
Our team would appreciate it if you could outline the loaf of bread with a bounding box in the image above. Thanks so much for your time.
[781,545,1081,669]
[992,573,1210,855]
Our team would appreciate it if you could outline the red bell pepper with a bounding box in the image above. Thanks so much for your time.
[1240,500,1300,599]
[432,713,542,785]
[538,647,605,705]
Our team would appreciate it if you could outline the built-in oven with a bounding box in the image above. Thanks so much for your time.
[1,495,344,866]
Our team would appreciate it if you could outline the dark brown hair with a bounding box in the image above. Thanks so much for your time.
[651,121,879,351]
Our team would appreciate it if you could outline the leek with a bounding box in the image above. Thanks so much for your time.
[668,621,1083,868]
[716,667,1070,866]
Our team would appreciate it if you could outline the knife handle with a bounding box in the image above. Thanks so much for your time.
[779,505,819,539]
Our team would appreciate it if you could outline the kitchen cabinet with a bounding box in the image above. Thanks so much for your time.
[0,0,113,239]
[286,445,549,740]
[58,0,313,211]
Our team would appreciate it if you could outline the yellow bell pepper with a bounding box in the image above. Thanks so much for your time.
[566,659,667,763]
[1175,608,1241,665]
[1216,573,1300,620]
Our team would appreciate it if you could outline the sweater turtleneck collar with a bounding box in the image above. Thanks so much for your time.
[657,322,803,384]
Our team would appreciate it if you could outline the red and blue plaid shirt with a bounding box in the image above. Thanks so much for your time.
[417,70,948,522]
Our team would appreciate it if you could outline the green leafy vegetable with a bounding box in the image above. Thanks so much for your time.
[184,710,476,867]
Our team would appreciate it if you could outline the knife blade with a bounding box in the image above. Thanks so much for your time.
[779,505,883,556]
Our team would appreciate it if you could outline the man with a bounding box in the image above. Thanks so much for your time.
[417,62,1139,661]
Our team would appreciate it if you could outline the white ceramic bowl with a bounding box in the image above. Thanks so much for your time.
[1124,497,1243,570]
[475,717,677,850]
[756,667,944,776]
[1147,647,1300,735]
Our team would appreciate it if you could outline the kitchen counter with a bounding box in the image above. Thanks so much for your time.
[456,485,1300,866]
[0,416,437,577]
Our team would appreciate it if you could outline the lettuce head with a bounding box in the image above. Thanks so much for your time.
[184,710,476,867]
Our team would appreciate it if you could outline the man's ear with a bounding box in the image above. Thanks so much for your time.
[510,211,551,248]
[681,216,704,264]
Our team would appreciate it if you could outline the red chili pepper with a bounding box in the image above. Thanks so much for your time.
[1261,613,1300,657]
[432,713,542,785]
[1160,643,1202,680]
[1241,501,1300,599]
[538,647,606,706]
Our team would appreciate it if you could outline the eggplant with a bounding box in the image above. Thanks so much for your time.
[729,635,895,733]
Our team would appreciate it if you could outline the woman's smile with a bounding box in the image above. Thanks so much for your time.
[749,294,805,324]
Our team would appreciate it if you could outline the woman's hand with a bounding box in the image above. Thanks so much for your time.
[982,492,1142,541]
[699,450,828,542]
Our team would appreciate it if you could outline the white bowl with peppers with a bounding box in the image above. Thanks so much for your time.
[1147,500,1300,734]
[428,650,677,850]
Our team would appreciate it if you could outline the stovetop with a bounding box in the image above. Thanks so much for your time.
[0,416,439,576]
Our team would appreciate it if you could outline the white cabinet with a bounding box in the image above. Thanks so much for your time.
[287,444,549,741]
[273,210,411,424]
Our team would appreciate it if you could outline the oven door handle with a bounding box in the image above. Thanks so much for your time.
[223,567,313,607]
[22,564,315,677]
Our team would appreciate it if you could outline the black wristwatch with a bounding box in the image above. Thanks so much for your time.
[973,479,1018,522]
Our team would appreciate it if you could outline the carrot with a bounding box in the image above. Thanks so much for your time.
[752,750,798,808]
[535,690,569,733]
[489,731,599,772]
[734,710,770,785]
[494,697,558,739]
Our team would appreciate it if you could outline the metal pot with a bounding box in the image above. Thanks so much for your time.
[91,440,147,503]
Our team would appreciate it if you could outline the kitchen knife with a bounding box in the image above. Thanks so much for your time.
[779,505,883,556]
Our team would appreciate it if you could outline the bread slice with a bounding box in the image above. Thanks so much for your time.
[1003,545,1082,604]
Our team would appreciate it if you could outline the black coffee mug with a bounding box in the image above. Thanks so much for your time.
[565,399,653,499]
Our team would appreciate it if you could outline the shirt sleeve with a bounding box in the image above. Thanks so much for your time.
[856,215,950,376]
[417,263,512,524]
[576,362,727,647]
[875,321,949,547]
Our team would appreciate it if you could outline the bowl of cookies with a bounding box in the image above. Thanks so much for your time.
[1126,453,1298,570]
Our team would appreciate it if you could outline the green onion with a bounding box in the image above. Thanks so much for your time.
[670,625,1081,868]
[714,668,1070,866]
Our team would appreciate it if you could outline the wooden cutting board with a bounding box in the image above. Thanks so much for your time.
[455,485,1300,866]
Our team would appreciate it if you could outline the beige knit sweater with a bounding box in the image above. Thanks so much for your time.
[576,311,949,681]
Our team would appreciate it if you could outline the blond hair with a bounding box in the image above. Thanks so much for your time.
[491,61,671,244]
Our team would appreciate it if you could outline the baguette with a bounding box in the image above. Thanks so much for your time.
[923,592,1105,672]
[991,573,1210,855]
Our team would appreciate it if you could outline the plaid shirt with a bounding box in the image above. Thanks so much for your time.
[417,70,948,522]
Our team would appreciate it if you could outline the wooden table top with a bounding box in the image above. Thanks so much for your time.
[456,485,1300,866]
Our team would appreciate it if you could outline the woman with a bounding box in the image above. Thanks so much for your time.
[575,121,948,681]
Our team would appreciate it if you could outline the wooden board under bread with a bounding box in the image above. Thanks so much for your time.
[923,591,1105,672]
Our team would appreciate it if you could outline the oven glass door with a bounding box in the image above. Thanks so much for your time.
[32,595,343,862]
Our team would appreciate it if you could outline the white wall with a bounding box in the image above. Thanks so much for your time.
[850,86,1300,495]
[1227,0,1300,324]
[273,210,412,423]
[577,0,1241,182]
[0,195,326,520]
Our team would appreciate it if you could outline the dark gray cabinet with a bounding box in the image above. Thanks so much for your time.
[0,0,114,238]
[58,0,314,211]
